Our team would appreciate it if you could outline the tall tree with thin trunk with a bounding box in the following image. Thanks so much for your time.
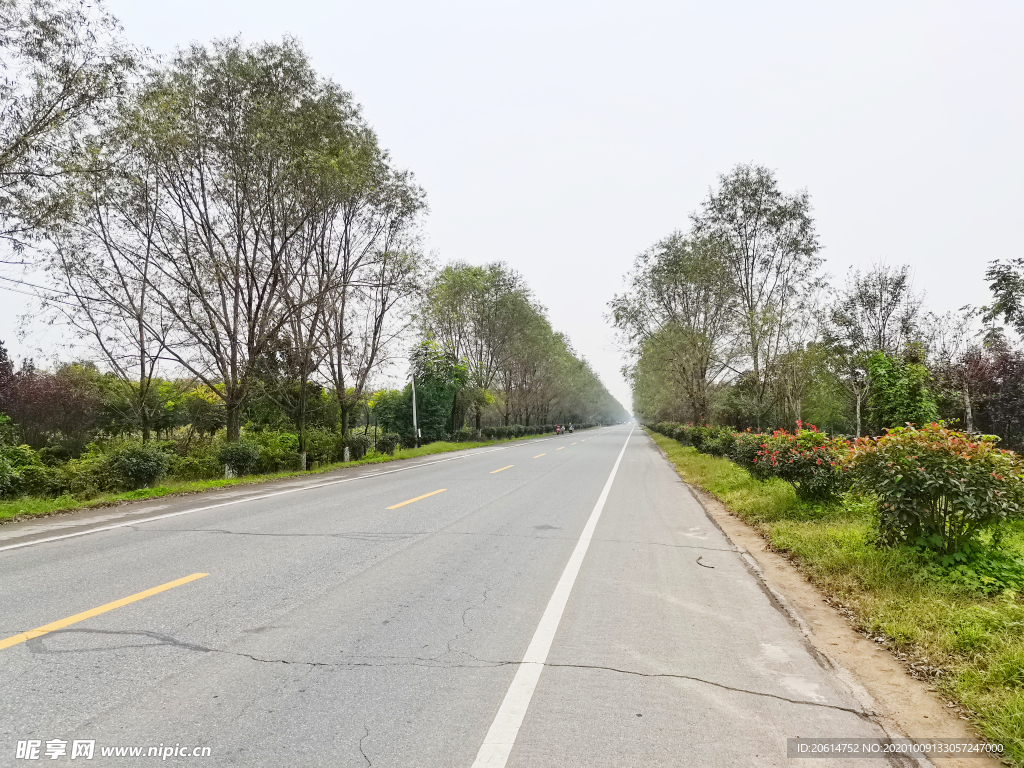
[691,164,820,430]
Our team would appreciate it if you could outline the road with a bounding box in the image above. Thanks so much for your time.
[0,426,901,766]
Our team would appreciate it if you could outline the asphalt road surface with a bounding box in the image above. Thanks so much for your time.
[0,426,902,767]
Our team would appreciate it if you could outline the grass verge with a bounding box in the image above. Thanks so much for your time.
[647,429,1024,765]
[0,433,565,524]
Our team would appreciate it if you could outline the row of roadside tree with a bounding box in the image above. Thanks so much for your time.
[0,0,626,498]
[612,164,1024,448]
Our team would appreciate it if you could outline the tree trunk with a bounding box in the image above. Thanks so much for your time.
[855,391,862,439]
[340,402,350,436]
[963,385,974,433]
[226,403,242,442]
[140,404,151,444]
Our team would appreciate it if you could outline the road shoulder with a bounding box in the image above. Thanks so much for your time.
[649,437,1003,768]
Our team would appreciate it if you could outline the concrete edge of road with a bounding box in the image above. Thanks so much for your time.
[0,429,610,552]
[645,431,1002,768]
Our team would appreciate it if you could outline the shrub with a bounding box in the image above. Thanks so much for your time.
[730,430,764,467]
[346,433,372,460]
[246,430,300,473]
[849,423,1024,556]
[170,453,220,481]
[376,433,400,455]
[676,424,695,446]
[54,455,108,496]
[452,428,474,443]
[0,455,16,498]
[703,428,736,458]
[106,444,171,490]
[305,428,344,465]
[217,442,261,476]
[752,422,849,503]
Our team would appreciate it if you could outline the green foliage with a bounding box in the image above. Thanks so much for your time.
[217,442,261,476]
[866,350,939,432]
[851,423,1024,555]
[244,430,301,473]
[345,433,372,461]
[0,454,16,498]
[730,430,764,466]
[105,444,171,490]
[751,423,850,503]
[376,433,400,456]
[169,453,220,481]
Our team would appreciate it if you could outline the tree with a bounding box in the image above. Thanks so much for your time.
[984,257,1024,336]
[691,164,821,429]
[866,347,939,433]
[0,0,136,251]
[611,233,735,424]
[74,38,363,441]
[420,262,531,429]
[825,263,923,437]
[317,158,425,435]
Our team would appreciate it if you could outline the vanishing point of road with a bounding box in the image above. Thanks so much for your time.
[0,426,899,766]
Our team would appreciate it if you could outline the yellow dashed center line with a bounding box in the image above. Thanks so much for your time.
[0,573,209,652]
[533,454,546,458]
[571,442,577,445]
[490,465,514,474]
[556,447,565,451]
[387,488,447,509]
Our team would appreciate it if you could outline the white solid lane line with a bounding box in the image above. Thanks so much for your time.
[471,426,634,768]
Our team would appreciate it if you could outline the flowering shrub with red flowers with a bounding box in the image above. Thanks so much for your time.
[849,423,1024,556]
[750,421,851,503]
[730,430,764,466]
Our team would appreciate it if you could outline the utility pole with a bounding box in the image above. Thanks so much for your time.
[411,374,421,448]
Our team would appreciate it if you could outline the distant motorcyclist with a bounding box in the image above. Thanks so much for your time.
[555,424,561,435]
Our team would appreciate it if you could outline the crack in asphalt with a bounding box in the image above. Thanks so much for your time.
[25,628,866,717]
[25,629,864,719]
[358,725,371,767]
[440,586,491,659]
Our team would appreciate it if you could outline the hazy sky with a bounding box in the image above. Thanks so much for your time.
[3,0,1022,411]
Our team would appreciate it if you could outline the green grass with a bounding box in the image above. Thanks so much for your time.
[647,429,1024,765]
[0,433,561,524]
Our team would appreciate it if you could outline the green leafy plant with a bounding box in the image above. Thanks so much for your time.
[105,444,171,490]
[376,433,400,455]
[850,423,1024,555]
[730,430,764,467]
[751,422,850,503]
[345,433,372,461]
[217,442,261,476]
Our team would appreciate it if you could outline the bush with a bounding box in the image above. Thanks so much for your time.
[730,431,764,467]
[54,455,108,496]
[217,442,261,476]
[304,428,344,465]
[752,423,850,503]
[451,428,474,443]
[346,433,372,461]
[700,426,736,457]
[106,444,171,490]
[376,433,400,455]
[169,453,220,481]
[850,423,1024,556]
[676,424,694,446]
[0,455,16,498]
[245,430,300,473]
